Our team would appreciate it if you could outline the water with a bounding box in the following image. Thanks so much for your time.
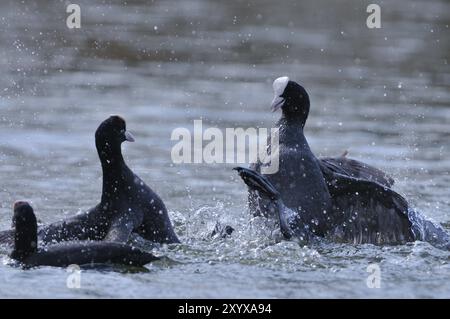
[0,0,449,298]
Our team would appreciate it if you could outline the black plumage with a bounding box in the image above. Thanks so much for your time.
[244,77,449,248]
[1,115,179,247]
[10,201,158,268]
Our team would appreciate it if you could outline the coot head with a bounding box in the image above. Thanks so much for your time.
[271,76,310,125]
[95,115,135,146]
[95,115,135,163]
[11,201,38,261]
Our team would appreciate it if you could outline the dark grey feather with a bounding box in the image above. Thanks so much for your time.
[319,156,395,188]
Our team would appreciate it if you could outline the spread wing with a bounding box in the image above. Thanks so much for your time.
[247,160,278,217]
[104,214,136,242]
[321,165,414,245]
[319,155,395,188]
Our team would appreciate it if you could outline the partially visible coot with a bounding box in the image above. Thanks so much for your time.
[10,201,158,268]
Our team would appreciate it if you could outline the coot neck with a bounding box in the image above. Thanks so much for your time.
[97,142,125,170]
[11,224,37,262]
[97,140,130,202]
[276,115,309,149]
